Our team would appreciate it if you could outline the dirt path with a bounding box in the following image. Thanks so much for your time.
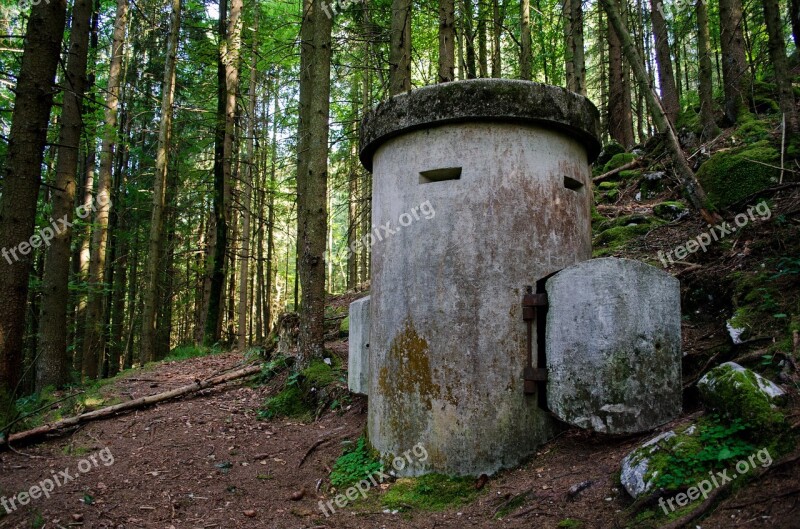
[1,349,796,529]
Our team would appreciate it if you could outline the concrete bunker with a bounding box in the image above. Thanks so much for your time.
[352,79,681,476]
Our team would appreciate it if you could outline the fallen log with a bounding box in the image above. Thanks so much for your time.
[0,363,262,449]
[592,158,641,183]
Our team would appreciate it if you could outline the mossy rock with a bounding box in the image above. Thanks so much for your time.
[619,169,642,180]
[602,152,636,173]
[734,113,771,143]
[653,201,687,220]
[340,315,350,337]
[593,215,664,255]
[260,358,341,420]
[596,142,626,168]
[676,107,702,134]
[696,141,780,209]
[598,181,618,190]
[698,362,786,430]
[639,171,667,199]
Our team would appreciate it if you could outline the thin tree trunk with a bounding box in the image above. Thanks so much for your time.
[142,0,181,363]
[390,0,411,95]
[607,0,634,148]
[571,0,586,95]
[205,0,242,344]
[719,0,749,124]
[763,0,798,133]
[439,0,455,82]
[650,0,679,125]
[0,0,67,402]
[520,0,531,80]
[238,15,258,351]
[463,0,476,78]
[36,0,93,391]
[297,0,332,366]
[563,0,574,89]
[790,0,800,49]
[478,0,488,77]
[265,85,278,334]
[491,0,501,77]
[600,0,720,225]
[83,0,128,380]
[697,0,717,140]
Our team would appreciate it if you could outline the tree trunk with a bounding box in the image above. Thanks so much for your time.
[491,0,501,77]
[607,0,634,148]
[297,0,332,366]
[238,15,258,351]
[790,0,800,49]
[650,0,679,125]
[478,0,488,77]
[462,0,476,78]
[438,0,455,82]
[719,0,749,124]
[600,0,720,225]
[142,0,181,363]
[205,0,242,344]
[563,0,574,89]
[83,0,128,380]
[763,0,798,133]
[36,0,93,391]
[520,0,532,80]
[265,86,278,334]
[571,0,586,95]
[390,0,411,95]
[0,0,67,402]
[696,0,717,140]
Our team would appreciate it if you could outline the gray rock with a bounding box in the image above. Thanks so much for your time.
[698,362,786,428]
[620,430,676,498]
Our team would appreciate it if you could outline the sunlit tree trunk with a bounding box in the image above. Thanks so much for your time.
[520,0,531,80]
[607,0,634,148]
[650,0,679,125]
[83,0,128,380]
[696,0,718,140]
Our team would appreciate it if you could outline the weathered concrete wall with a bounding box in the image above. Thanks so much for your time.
[348,296,370,396]
[545,258,682,434]
[364,123,595,475]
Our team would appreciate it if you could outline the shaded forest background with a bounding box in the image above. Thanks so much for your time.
[0,0,797,410]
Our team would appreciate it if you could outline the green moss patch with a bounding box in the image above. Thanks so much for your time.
[330,436,383,488]
[603,152,636,173]
[698,363,786,431]
[696,140,780,209]
[382,474,478,512]
[653,201,687,220]
[593,215,665,256]
[258,358,343,421]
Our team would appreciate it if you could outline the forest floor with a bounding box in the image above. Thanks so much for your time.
[3,165,800,529]
[0,342,797,529]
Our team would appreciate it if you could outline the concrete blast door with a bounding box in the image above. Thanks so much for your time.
[354,79,682,477]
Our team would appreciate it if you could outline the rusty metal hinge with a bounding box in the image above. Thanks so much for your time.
[523,286,548,395]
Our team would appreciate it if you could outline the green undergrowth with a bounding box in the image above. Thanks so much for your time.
[258,356,346,421]
[330,436,383,488]
[163,343,223,362]
[592,215,665,257]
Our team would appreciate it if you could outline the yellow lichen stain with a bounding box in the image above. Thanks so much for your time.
[379,320,437,409]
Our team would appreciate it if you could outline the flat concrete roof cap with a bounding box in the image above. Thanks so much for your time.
[359,79,602,171]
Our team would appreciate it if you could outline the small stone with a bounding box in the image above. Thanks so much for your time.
[289,489,305,501]
[243,510,256,518]
[72,513,84,522]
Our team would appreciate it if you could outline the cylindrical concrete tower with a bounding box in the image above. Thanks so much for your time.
[359,79,601,476]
